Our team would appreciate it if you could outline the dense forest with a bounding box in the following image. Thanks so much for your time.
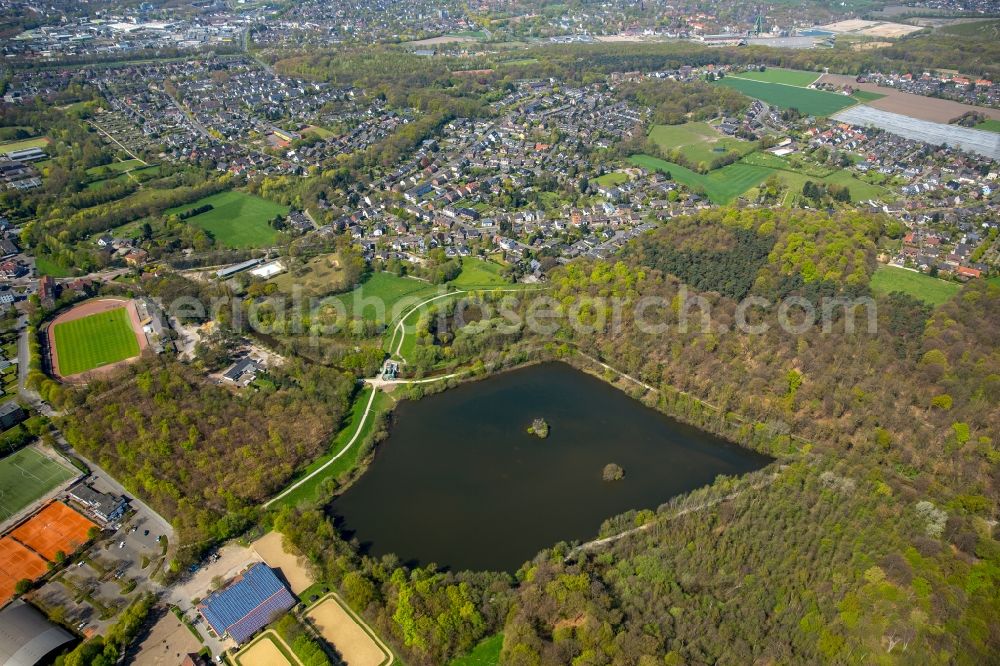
[59,360,356,555]
[264,207,998,664]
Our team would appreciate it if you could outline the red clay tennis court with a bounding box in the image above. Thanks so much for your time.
[8,501,96,562]
[0,536,49,605]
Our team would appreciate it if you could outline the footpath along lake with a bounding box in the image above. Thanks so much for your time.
[330,362,772,572]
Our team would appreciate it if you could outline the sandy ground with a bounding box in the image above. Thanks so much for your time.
[250,532,314,595]
[306,594,390,666]
[817,73,1000,123]
[169,543,261,607]
[235,631,300,666]
[133,612,202,666]
[46,297,147,382]
[819,19,922,38]
[404,35,475,46]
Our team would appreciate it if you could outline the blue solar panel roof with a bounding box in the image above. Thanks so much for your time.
[199,563,294,641]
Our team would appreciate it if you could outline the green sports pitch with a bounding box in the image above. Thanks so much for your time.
[54,307,141,376]
[0,448,77,520]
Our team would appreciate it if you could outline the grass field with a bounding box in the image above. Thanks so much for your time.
[0,448,76,520]
[870,265,961,306]
[631,152,889,204]
[54,307,140,376]
[452,257,509,288]
[729,67,821,87]
[167,190,289,249]
[85,159,144,176]
[630,154,772,204]
[716,77,857,116]
[0,136,49,154]
[939,19,1000,38]
[647,122,756,166]
[302,125,335,139]
[34,255,73,278]
[450,634,503,666]
[334,272,438,323]
[85,165,160,191]
[851,90,886,103]
[594,171,629,187]
[976,119,1000,133]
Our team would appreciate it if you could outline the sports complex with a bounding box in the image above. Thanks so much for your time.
[0,501,96,606]
[45,298,146,381]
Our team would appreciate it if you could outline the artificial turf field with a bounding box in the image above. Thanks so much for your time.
[168,190,289,249]
[0,448,76,521]
[716,76,858,116]
[53,307,141,376]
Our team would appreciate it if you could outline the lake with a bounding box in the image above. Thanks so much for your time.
[330,362,772,572]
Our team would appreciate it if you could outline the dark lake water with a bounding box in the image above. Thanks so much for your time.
[330,362,772,572]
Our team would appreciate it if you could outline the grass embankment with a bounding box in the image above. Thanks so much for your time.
[271,386,394,508]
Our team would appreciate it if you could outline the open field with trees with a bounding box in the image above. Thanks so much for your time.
[869,265,961,306]
[629,154,772,204]
[647,122,756,169]
[716,76,858,116]
[451,258,509,288]
[167,190,289,249]
[334,272,438,322]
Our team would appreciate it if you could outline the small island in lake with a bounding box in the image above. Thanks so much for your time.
[527,418,550,438]
[602,463,625,481]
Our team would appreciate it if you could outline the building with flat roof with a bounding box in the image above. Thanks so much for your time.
[0,401,26,430]
[197,563,295,645]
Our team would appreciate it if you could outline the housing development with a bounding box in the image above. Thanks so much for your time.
[0,1,998,665]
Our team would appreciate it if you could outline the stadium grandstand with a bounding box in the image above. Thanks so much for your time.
[197,563,295,645]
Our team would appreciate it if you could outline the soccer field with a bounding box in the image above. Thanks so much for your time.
[54,307,141,376]
[716,77,857,116]
[169,190,289,249]
[0,448,76,520]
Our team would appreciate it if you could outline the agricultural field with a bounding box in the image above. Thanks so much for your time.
[851,90,886,103]
[53,306,141,376]
[976,119,1000,133]
[0,447,77,521]
[0,136,49,153]
[167,190,289,249]
[451,257,509,288]
[647,122,756,166]
[716,77,857,116]
[334,272,437,323]
[870,265,961,306]
[450,634,503,666]
[729,67,821,87]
